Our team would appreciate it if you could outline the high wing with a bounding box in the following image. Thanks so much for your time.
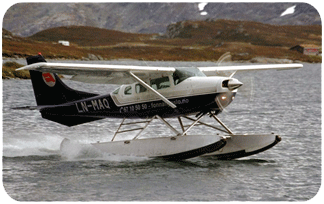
[18,62,303,82]
[198,64,303,77]
[17,62,175,84]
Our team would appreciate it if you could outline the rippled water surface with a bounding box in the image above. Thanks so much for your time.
[2,61,321,201]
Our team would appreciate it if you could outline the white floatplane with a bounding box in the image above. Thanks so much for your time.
[15,54,302,160]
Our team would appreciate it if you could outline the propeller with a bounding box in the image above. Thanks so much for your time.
[217,52,232,65]
[237,76,255,102]
[215,53,256,119]
[217,52,254,101]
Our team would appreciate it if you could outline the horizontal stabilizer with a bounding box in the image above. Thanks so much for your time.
[12,106,39,110]
[12,103,77,111]
[13,103,105,126]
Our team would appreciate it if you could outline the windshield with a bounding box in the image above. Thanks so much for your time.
[173,67,206,85]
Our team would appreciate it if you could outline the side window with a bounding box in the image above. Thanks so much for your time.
[135,84,147,93]
[113,87,120,94]
[150,77,170,90]
[124,86,132,95]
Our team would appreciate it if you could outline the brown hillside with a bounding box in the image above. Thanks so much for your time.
[3,20,322,62]
[28,26,153,46]
[166,19,321,47]
[3,28,89,59]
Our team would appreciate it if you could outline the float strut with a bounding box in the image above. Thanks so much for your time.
[211,114,234,135]
[182,114,205,136]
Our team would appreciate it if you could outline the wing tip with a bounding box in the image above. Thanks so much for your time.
[15,62,47,71]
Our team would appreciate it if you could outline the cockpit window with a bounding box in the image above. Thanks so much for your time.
[173,67,206,85]
[150,77,170,90]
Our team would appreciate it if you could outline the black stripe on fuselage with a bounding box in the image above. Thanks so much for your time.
[40,92,235,126]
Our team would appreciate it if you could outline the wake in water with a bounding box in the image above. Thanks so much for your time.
[59,138,150,162]
[3,134,150,162]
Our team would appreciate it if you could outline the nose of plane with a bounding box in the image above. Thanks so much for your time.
[227,78,243,90]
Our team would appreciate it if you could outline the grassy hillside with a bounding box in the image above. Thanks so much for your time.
[166,20,321,48]
[2,61,29,79]
[3,28,86,59]
[2,20,322,63]
[28,26,153,46]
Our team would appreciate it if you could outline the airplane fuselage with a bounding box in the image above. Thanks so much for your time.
[40,76,237,126]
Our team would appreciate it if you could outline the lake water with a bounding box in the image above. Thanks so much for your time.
[2,61,321,201]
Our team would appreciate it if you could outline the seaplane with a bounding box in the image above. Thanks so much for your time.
[15,53,302,161]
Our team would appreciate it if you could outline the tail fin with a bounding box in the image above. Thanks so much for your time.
[27,54,98,106]
[26,54,100,126]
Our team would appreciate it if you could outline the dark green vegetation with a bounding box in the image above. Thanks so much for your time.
[2,62,29,79]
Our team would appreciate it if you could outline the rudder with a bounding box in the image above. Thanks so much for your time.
[26,54,98,106]
[26,54,102,126]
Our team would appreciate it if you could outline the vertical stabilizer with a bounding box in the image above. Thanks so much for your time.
[26,54,101,126]
[26,54,98,106]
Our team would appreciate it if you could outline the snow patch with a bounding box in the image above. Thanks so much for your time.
[280,5,296,17]
[198,2,208,16]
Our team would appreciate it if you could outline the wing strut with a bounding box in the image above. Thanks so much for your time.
[128,71,177,109]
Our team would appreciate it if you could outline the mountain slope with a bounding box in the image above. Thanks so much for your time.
[166,19,322,48]
[3,3,321,37]
[28,26,152,46]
